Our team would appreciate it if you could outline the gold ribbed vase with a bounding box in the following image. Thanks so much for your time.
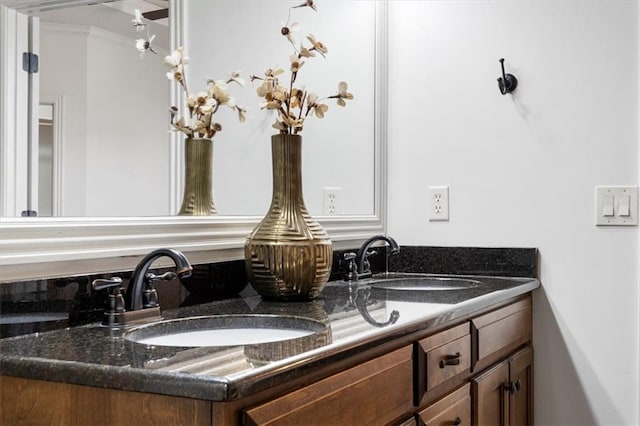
[245,134,333,300]
[178,138,216,215]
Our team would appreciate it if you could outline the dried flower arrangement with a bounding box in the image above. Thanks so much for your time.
[164,48,246,138]
[250,0,353,135]
[132,9,246,139]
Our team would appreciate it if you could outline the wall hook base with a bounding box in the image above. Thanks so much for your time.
[497,58,518,95]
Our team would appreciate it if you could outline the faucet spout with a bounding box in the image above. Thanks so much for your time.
[356,235,400,279]
[125,248,193,311]
[355,288,400,328]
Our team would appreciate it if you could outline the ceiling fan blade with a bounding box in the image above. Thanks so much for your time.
[142,8,168,21]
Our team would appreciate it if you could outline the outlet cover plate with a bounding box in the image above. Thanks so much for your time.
[429,186,449,221]
[323,187,342,215]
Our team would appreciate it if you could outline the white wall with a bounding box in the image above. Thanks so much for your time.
[85,28,168,217]
[387,1,639,425]
[40,23,88,216]
[40,24,169,217]
[184,1,376,216]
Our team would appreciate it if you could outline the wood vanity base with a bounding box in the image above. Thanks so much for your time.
[0,376,211,426]
[1,295,533,426]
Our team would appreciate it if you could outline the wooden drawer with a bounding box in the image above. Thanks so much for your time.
[417,383,470,426]
[397,417,418,426]
[415,322,471,406]
[242,345,414,426]
[471,297,532,373]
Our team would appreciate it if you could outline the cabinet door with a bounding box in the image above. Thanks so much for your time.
[417,383,470,426]
[471,360,509,426]
[471,346,533,426]
[242,345,414,426]
[509,347,533,426]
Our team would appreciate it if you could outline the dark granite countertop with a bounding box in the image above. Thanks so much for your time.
[0,273,539,401]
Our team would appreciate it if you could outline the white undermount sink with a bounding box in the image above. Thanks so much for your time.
[369,276,482,291]
[124,314,327,348]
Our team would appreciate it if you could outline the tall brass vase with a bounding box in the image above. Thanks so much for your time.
[245,134,333,300]
[178,138,216,215]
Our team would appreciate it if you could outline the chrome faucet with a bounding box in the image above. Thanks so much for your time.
[355,235,400,279]
[92,248,192,328]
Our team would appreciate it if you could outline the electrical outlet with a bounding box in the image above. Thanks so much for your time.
[429,186,449,221]
[323,187,342,215]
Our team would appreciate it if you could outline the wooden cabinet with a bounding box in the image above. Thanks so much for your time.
[469,297,533,426]
[242,345,414,426]
[1,295,534,426]
[507,347,533,425]
[471,347,532,426]
[470,297,531,373]
[415,322,471,406]
[417,383,470,426]
[0,376,212,426]
[397,417,418,426]
[242,296,532,426]
[414,296,533,426]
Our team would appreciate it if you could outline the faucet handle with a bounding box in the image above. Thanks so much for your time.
[141,272,176,309]
[362,250,377,274]
[92,277,123,293]
[145,271,177,283]
[92,277,125,314]
[343,252,358,282]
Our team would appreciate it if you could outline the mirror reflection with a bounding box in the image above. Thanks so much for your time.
[36,1,170,217]
[185,1,376,217]
[1,0,377,218]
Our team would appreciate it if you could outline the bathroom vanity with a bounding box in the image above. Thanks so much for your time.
[0,272,538,425]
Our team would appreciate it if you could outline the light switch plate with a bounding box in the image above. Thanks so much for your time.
[595,186,638,226]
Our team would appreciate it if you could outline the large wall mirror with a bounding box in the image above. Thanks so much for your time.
[0,0,387,282]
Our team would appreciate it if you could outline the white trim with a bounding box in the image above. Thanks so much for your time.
[0,0,389,282]
[40,92,64,216]
[15,11,29,216]
[375,0,389,234]
[0,214,384,281]
[0,6,29,218]
[0,5,15,217]
[0,1,120,13]
[27,15,39,214]
[40,22,169,56]
[168,0,183,214]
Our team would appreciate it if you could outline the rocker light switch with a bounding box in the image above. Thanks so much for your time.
[596,186,639,226]
[619,195,630,216]
[602,196,614,216]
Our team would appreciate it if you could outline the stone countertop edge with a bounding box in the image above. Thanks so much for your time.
[0,278,540,402]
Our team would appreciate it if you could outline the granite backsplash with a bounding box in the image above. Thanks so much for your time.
[0,246,537,338]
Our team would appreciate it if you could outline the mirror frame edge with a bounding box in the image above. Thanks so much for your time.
[0,0,388,282]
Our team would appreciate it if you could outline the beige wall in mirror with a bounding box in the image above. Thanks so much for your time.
[1,0,377,218]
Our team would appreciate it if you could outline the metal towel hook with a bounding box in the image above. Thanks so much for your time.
[497,58,518,95]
